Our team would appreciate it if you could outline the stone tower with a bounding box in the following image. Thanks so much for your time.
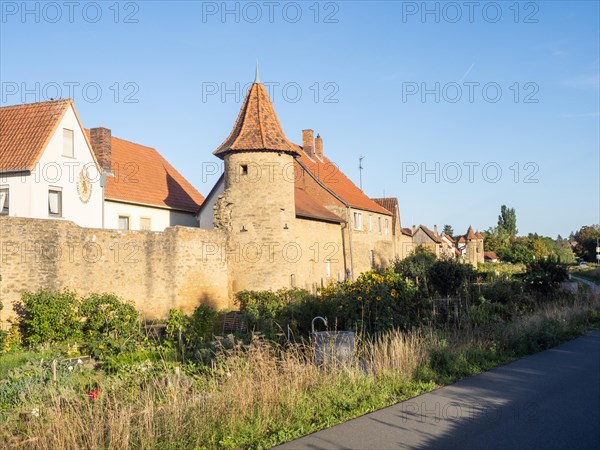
[465,225,478,268]
[212,69,300,292]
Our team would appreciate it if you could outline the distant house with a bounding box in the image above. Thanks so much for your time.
[0,99,204,232]
[484,251,500,263]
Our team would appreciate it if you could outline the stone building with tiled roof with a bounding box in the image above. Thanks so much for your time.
[456,226,485,267]
[197,71,405,290]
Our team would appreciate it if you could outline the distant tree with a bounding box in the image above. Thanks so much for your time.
[442,224,454,239]
[497,205,518,237]
[573,225,600,262]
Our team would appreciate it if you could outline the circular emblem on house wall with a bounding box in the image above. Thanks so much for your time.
[77,168,92,203]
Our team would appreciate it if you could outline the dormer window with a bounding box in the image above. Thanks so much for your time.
[63,129,74,157]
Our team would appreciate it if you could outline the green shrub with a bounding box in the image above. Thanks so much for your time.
[165,308,189,350]
[188,304,219,344]
[428,259,474,297]
[79,293,142,357]
[15,290,82,346]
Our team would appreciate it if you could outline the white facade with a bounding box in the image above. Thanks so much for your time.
[197,175,224,229]
[105,200,199,231]
[0,105,103,228]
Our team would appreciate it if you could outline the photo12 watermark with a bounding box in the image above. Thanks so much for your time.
[201,1,339,24]
[401,82,539,104]
[1,81,140,104]
[1,1,140,24]
[201,81,339,104]
[401,1,539,24]
[401,162,540,184]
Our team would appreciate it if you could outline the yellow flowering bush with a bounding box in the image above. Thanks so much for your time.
[318,269,417,334]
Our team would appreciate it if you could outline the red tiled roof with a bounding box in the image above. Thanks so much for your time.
[296,149,391,215]
[0,99,72,172]
[295,187,343,223]
[458,236,466,243]
[372,197,400,232]
[475,231,484,239]
[402,227,413,236]
[484,251,499,260]
[86,131,204,213]
[213,83,299,158]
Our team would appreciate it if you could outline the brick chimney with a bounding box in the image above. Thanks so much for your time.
[302,129,314,157]
[90,127,112,172]
[315,133,323,159]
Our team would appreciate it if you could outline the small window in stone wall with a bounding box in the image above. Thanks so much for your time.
[385,219,389,235]
[241,164,248,175]
[378,217,382,234]
[369,215,373,231]
[326,259,331,277]
[353,212,362,230]
[370,250,375,268]
[0,187,8,215]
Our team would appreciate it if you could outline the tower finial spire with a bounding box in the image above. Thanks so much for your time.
[254,60,261,84]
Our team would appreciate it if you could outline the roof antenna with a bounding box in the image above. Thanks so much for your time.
[359,155,365,190]
[254,60,261,84]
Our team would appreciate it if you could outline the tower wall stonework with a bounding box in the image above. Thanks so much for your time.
[215,151,298,292]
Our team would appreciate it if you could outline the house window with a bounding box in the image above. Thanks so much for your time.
[0,187,8,215]
[140,217,152,231]
[368,215,373,231]
[353,212,362,230]
[118,216,130,230]
[240,164,248,175]
[378,217,382,234]
[48,189,62,216]
[370,250,375,269]
[63,129,74,157]
[385,219,389,235]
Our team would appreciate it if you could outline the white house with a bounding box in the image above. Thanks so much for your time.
[0,99,103,228]
[0,99,204,231]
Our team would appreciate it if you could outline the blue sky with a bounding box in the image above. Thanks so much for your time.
[1,0,598,237]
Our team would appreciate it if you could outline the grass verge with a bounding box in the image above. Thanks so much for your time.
[1,292,599,449]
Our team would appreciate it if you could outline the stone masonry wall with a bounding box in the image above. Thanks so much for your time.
[0,217,230,325]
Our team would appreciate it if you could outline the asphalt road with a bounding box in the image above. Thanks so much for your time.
[276,329,600,450]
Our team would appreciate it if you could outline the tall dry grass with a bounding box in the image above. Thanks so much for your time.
[2,332,426,450]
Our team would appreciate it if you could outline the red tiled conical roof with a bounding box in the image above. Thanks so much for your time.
[466,226,476,240]
[213,82,299,158]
